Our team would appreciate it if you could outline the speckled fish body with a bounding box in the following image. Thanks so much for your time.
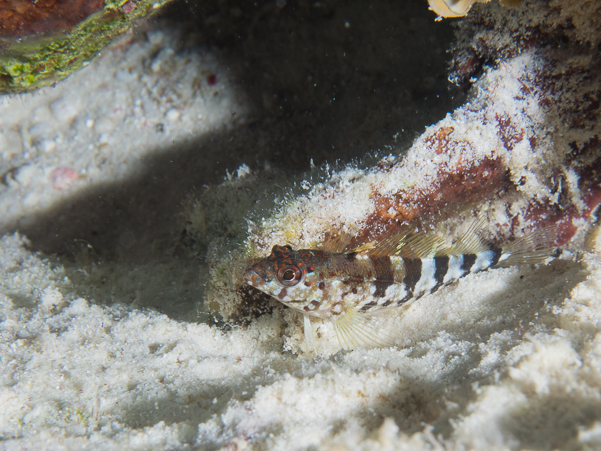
[243,225,557,350]
[244,246,504,318]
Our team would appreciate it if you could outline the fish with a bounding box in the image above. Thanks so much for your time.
[243,221,558,352]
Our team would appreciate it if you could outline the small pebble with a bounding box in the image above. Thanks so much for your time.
[32,106,51,121]
[49,99,78,121]
[95,117,114,134]
[165,109,180,121]
[0,130,23,159]
[28,121,52,137]
[86,165,102,180]
[52,167,80,190]
[115,69,135,83]
[23,192,39,207]
[15,165,36,186]
[38,139,56,153]
[85,119,95,128]
[151,48,175,73]
[40,288,66,313]
[147,30,165,45]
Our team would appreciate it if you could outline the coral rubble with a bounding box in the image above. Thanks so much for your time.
[206,0,601,354]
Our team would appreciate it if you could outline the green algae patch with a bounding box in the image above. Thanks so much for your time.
[0,0,175,95]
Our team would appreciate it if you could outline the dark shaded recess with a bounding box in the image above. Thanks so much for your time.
[8,129,260,261]
[162,0,464,169]
[2,0,462,320]
[500,391,601,451]
[232,285,276,325]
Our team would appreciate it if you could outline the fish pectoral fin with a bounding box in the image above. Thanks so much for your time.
[333,308,401,350]
[303,314,317,355]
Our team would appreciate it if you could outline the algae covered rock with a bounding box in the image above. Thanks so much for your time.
[0,0,176,94]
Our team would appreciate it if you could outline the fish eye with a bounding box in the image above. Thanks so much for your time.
[277,265,302,286]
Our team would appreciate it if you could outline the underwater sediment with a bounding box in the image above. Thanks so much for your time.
[2,0,601,449]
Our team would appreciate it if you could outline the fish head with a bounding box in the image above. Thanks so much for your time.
[244,245,334,317]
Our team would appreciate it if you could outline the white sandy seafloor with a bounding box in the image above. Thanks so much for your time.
[4,234,601,451]
[2,2,601,451]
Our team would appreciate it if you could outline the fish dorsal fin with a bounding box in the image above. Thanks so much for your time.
[322,231,355,253]
[364,228,411,258]
[333,308,400,350]
[503,225,557,254]
[494,225,558,267]
[366,228,444,259]
[449,219,490,256]
[401,231,446,258]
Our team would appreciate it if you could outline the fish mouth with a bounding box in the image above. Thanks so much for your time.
[243,266,263,287]
[242,267,254,285]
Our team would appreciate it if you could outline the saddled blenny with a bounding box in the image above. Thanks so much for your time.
[244,220,559,352]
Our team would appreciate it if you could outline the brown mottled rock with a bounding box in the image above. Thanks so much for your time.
[0,0,104,38]
[0,0,175,93]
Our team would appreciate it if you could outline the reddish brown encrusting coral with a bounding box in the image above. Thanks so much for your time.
[248,37,601,255]
[449,48,485,87]
[495,113,525,151]
[0,0,104,38]
[121,1,136,13]
[577,152,601,214]
[364,157,509,244]
[426,126,456,155]
[566,136,601,165]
